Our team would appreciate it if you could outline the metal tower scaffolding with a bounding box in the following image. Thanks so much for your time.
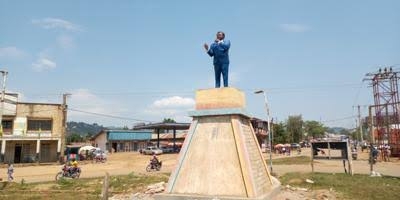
[364,67,400,156]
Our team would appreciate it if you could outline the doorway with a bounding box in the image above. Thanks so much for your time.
[14,145,22,163]
[112,143,117,153]
[41,144,51,162]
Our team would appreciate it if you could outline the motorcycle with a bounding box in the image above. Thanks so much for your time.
[369,147,379,164]
[55,164,81,181]
[351,148,358,160]
[93,154,107,163]
[146,160,162,172]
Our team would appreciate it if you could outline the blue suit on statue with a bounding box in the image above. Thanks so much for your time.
[207,40,231,88]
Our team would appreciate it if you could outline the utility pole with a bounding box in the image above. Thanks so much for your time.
[368,105,374,174]
[255,90,273,173]
[358,105,363,142]
[60,93,71,163]
[369,106,374,144]
[0,70,8,136]
[355,119,359,141]
[353,105,364,142]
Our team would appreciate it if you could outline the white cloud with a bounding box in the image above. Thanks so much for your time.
[69,89,125,117]
[152,96,195,109]
[280,23,310,33]
[57,35,75,49]
[32,58,57,71]
[144,96,195,122]
[67,89,145,126]
[0,46,27,59]
[32,18,83,32]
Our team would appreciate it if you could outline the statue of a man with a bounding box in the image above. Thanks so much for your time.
[204,31,231,88]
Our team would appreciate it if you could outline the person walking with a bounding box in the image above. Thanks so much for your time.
[204,31,231,88]
[7,163,14,182]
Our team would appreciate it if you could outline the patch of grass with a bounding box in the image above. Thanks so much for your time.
[109,172,169,193]
[280,172,400,200]
[0,172,170,200]
[272,156,311,165]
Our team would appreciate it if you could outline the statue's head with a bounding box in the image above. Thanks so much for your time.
[216,31,225,40]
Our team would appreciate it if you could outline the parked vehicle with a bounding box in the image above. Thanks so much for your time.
[55,164,81,181]
[291,143,301,149]
[146,160,162,172]
[142,147,163,155]
[300,141,310,148]
[93,149,107,157]
[160,146,175,154]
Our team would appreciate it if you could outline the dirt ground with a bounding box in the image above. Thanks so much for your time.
[271,148,400,177]
[0,152,178,183]
[2,148,399,184]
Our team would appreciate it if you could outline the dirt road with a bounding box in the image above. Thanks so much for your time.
[3,149,400,183]
[2,152,177,183]
[271,148,400,177]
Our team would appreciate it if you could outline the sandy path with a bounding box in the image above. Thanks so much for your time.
[3,152,177,183]
[3,149,400,183]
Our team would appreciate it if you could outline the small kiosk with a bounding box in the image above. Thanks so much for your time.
[311,140,353,175]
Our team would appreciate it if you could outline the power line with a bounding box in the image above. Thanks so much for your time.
[17,82,365,97]
[266,83,362,91]
[321,115,357,123]
[68,108,156,123]
[3,102,359,126]
[352,82,366,106]
[3,106,157,123]
[243,83,363,95]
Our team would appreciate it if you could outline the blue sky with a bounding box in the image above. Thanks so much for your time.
[1,1,399,128]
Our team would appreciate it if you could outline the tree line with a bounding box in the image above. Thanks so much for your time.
[272,115,327,144]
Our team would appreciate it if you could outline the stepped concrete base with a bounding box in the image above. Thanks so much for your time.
[157,88,280,199]
[156,177,281,200]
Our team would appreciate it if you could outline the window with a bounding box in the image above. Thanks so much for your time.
[2,120,13,129]
[2,120,13,134]
[27,119,52,131]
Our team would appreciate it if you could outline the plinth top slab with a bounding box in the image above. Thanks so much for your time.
[189,108,250,118]
[196,87,245,110]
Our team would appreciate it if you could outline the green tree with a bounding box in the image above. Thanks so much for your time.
[340,128,351,136]
[160,118,176,133]
[286,115,303,143]
[66,133,84,144]
[350,129,360,140]
[86,132,94,140]
[304,120,326,138]
[272,122,288,144]
[163,118,176,123]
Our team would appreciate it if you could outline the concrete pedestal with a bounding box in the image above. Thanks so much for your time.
[156,88,280,199]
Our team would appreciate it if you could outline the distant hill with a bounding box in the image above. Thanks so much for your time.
[67,121,105,136]
[326,127,349,135]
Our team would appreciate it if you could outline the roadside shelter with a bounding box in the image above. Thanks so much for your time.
[133,122,190,151]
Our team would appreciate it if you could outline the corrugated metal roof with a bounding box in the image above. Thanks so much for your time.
[151,132,187,140]
[108,130,152,141]
[133,122,190,130]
